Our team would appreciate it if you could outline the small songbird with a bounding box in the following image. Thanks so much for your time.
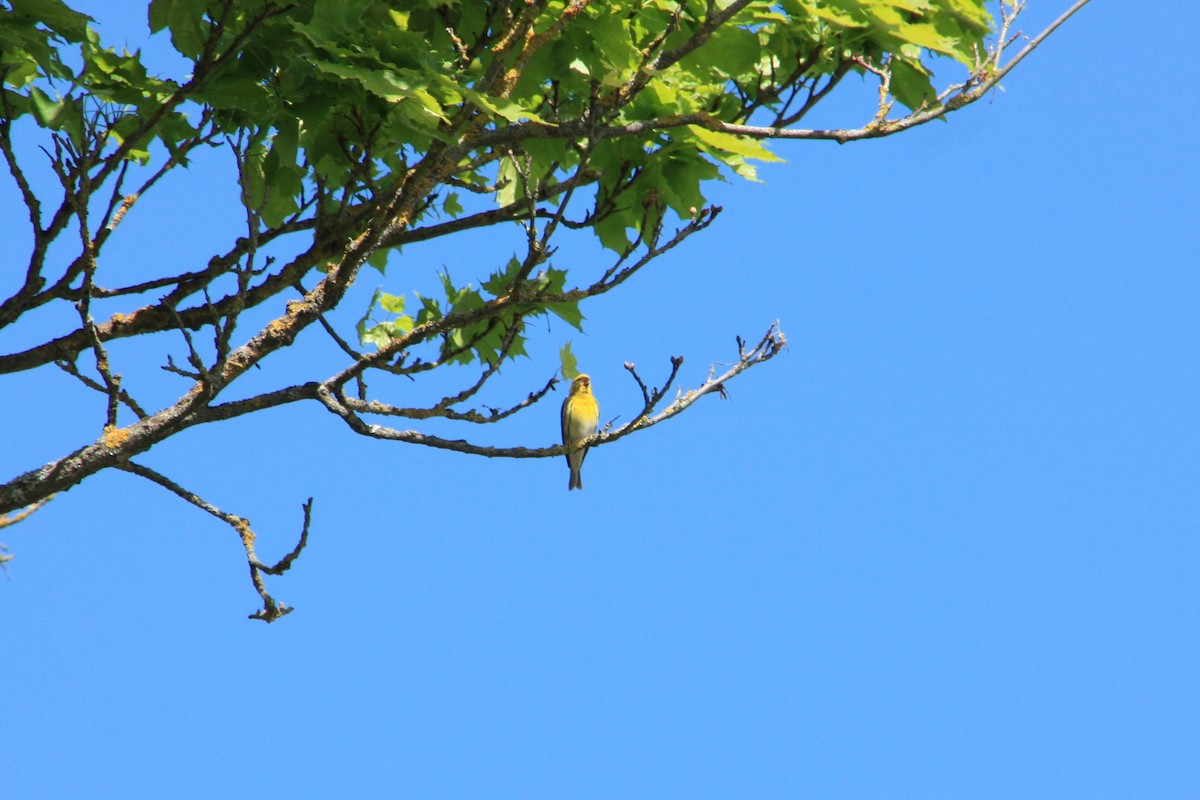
[561,373,600,491]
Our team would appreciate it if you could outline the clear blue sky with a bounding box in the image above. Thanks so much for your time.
[4,2,1197,798]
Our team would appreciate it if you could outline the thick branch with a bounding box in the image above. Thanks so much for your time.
[0,242,334,375]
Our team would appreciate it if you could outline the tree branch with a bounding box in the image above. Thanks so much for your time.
[314,323,785,458]
[0,495,56,530]
[465,1,1095,150]
[115,461,311,622]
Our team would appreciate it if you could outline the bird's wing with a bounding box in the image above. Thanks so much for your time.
[561,396,571,465]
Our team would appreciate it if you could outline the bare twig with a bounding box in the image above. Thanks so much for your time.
[342,373,559,424]
[0,495,56,529]
[116,462,311,623]
[590,323,785,446]
[55,357,148,418]
[624,355,685,429]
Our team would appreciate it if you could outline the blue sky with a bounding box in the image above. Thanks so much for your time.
[3,2,1197,798]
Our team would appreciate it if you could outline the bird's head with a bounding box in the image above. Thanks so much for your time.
[571,374,591,394]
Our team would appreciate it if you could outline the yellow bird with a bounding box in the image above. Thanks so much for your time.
[561,373,600,490]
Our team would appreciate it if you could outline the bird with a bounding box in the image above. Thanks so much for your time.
[561,373,600,490]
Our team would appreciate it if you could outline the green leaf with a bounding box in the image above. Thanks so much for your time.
[889,58,935,110]
[559,341,579,381]
[10,0,93,41]
[495,158,519,207]
[506,329,529,361]
[389,315,415,337]
[587,11,640,75]
[658,155,714,216]
[311,60,446,120]
[261,187,299,227]
[201,70,275,115]
[379,292,406,314]
[482,256,522,296]
[594,212,631,254]
[801,2,865,28]
[455,82,548,124]
[268,115,298,165]
[892,21,959,57]
[680,24,761,78]
[252,118,300,223]
[359,323,393,349]
[1,60,41,90]
[154,111,200,163]
[28,86,64,127]
[148,0,209,58]
[0,89,29,119]
[355,287,383,344]
[687,125,785,165]
[239,134,268,212]
[309,0,374,37]
[414,293,442,326]
[355,288,414,348]
[103,113,151,163]
[366,249,390,274]
[941,0,993,34]
[546,301,585,331]
[536,265,568,295]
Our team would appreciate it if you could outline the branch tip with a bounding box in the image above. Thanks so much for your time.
[0,494,56,529]
[116,462,311,622]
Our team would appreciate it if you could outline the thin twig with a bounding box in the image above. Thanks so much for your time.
[55,357,148,418]
[0,495,56,529]
[116,462,311,623]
